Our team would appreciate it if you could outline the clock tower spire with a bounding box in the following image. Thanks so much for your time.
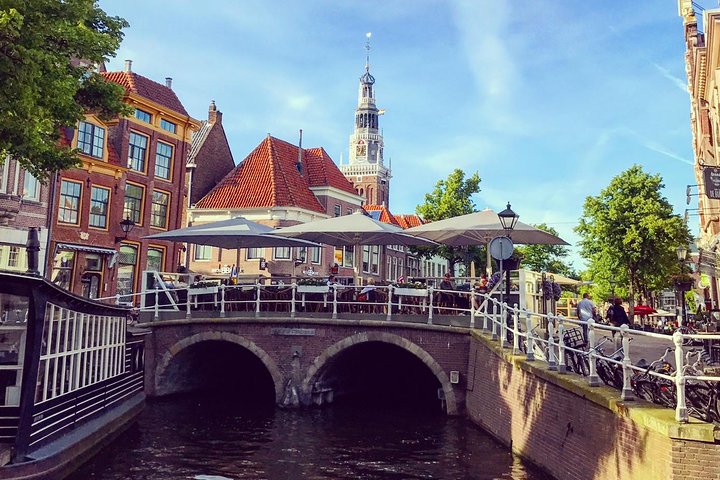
[340,32,392,207]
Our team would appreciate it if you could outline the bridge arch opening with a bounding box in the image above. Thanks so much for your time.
[157,336,279,405]
[308,339,447,414]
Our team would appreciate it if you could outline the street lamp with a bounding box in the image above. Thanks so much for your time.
[115,217,136,243]
[676,245,688,326]
[497,203,518,345]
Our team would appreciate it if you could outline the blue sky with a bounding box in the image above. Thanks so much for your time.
[100,0,701,270]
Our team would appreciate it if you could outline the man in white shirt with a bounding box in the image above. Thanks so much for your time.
[577,292,596,344]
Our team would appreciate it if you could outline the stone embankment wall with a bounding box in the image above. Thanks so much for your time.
[465,331,720,480]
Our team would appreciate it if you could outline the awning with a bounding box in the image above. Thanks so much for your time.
[55,243,117,256]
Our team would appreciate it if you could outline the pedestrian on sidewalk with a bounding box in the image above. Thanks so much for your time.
[577,292,596,344]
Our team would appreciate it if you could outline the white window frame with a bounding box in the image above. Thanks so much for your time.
[23,170,40,201]
[274,247,291,260]
[194,244,212,261]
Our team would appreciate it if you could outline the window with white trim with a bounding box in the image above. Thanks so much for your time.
[23,171,40,201]
[274,247,291,260]
[310,247,321,264]
[194,244,212,261]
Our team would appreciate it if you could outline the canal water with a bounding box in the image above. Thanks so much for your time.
[69,394,551,480]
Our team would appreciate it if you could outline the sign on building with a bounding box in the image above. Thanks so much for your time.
[703,167,720,199]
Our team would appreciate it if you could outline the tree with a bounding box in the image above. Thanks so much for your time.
[575,165,692,305]
[414,169,482,273]
[515,223,574,276]
[0,0,129,180]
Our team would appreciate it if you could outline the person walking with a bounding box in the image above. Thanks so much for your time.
[576,292,596,344]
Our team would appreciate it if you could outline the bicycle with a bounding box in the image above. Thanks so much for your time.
[593,337,625,389]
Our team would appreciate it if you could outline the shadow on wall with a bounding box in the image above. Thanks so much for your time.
[470,336,653,480]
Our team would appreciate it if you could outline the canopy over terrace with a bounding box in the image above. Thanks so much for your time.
[270,210,437,283]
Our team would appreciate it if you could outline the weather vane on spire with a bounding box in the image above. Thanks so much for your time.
[365,32,372,71]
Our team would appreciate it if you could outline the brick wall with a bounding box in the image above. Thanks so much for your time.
[466,332,720,480]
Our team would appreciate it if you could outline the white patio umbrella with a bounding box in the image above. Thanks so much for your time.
[404,208,569,247]
[144,217,319,249]
[270,210,437,283]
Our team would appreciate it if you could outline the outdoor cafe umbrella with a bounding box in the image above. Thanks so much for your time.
[270,210,438,283]
[404,208,569,247]
[144,217,319,249]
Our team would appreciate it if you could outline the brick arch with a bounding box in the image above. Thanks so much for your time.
[154,331,284,402]
[301,331,459,415]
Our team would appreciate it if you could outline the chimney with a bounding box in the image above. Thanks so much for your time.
[296,129,303,175]
[165,77,172,89]
[208,100,222,125]
[124,59,132,72]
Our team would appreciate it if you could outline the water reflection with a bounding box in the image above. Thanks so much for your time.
[69,394,551,480]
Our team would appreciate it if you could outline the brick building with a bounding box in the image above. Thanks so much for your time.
[48,60,199,301]
[0,157,50,274]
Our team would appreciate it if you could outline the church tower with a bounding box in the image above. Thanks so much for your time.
[340,33,392,207]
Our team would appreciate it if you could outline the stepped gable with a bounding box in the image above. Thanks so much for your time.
[101,71,189,117]
[363,204,401,226]
[195,135,324,212]
[304,147,356,194]
[395,214,424,229]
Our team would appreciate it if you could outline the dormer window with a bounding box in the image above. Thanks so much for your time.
[77,121,105,159]
[135,109,152,123]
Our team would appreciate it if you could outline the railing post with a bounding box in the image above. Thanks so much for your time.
[512,304,520,355]
[332,284,338,319]
[620,324,634,401]
[115,294,121,305]
[386,286,393,321]
[255,284,261,318]
[587,317,599,386]
[186,288,192,318]
[220,285,226,317]
[470,291,476,329]
[483,295,489,332]
[491,301,498,340]
[427,286,433,324]
[291,283,297,318]
[525,311,534,361]
[500,303,507,349]
[557,315,567,374]
[547,316,557,371]
[154,289,159,321]
[673,330,688,422]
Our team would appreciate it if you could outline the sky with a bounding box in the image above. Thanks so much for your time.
[100,0,704,271]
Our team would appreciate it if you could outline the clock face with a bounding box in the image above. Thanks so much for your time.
[356,145,367,156]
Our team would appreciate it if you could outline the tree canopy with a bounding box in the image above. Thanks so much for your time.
[516,223,574,276]
[0,0,129,180]
[414,169,482,272]
[575,165,691,302]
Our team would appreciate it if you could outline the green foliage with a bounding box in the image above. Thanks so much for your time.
[575,165,692,302]
[413,169,482,270]
[0,0,129,180]
[515,223,574,275]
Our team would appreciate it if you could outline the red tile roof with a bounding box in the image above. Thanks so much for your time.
[363,204,401,226]
[304,147,356,194]
[395,214,425,229]
[101,71,189,117]
[195,135,327,212]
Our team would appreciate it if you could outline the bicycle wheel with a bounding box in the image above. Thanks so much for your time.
[656,380,677,408]
[633,379,656,403]
[686,383,713,422]
[596,359,614,386]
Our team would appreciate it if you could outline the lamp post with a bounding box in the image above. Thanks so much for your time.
[676,245,688,327]
[115,217,136,243]
[498,203,519,344]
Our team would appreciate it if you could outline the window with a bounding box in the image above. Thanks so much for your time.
[347,208,353,215]
[117,244,138,302]
[274,247,291,260]
[296,247,307,262]
[155,142,173,180]
[89,186,110,228]
[22,171,40,201]
[51,250,75,290]
[128,132,148,172]
[246,247,261,260]
[194,244,212,261]
[150,190,170,228]
[135,109,152,123]
[124,183,144,224]
[334,204,341,217]
[362,245,379,274]
[160,119,176,133]
[77,121,105,158]
[0,158,8,193]
[58,180,81,224]
[7,246,19,267]
[334,246,354,267]
[147,248,164,271]
[311,247,321,264]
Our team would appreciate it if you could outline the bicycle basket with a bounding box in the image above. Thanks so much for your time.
[563,327,585,348]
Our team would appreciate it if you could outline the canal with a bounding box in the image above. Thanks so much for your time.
[68,392,551,480]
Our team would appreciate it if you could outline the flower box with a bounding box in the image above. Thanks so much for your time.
[296,285,330,294]
[188,286,218,295]
[393,287,428,297]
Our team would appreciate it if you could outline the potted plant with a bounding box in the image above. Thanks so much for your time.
[296,278,330,293]
[393,281,428,297]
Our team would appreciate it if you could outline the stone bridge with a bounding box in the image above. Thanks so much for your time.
[142,316,471,415]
